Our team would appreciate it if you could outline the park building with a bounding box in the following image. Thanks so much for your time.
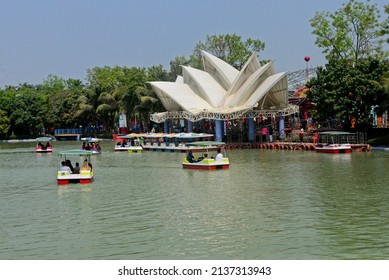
[149,50,300,142]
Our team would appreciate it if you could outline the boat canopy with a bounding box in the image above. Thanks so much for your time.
[36,137,53,142]
[120,132,214,139]
[318,131,352,135]
[186,141,225,146]
[58,150,93,156]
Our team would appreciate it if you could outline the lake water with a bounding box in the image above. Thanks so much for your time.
[1,141,389,260]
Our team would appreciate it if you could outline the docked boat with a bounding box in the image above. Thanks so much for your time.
[315,143,352,153]
[142,132,216,152]
[81,137,102,154]
[114,134,143,153]
[36,137,53,153]
[57,150,94,185]
[315,131,353,153]
[182,141,230,170]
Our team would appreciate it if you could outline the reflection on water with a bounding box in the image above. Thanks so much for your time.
[1,141,389,259]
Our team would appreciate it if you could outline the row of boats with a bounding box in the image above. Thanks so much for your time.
[35,131,353,186]
[36,134,230,185]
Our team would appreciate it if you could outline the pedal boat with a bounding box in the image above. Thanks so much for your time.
[57,150,94,185]
[36,137,53,153]
[182,141,230,170]
[315,143,352,153]
[81,137,102,154]
[114,134,143,153]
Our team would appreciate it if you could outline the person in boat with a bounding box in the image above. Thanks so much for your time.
[215,148,223,161]
[81,159,91,171]
[59,161,72,173]
[73,162,80,174]
[95,143,101,151]
[82,142,86,149]
[186,150,195,163]
[46,142,51,148]
[65,159,74,172]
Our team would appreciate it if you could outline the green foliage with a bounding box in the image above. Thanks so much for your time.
[0,109,10,135]
[310,0,386,63]
[308,0,389,131]
[189,33,265,70]
[368,133,389,145]
[306,58,389,131]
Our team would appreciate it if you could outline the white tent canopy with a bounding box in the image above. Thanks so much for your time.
[149,50,298,123]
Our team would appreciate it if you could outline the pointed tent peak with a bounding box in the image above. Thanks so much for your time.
[201,50,239,90]
[243,72,288,109]
[227,52,262,96]
[224,62,277,107]
[175,75,184,83]
[181,65,226,108]
[149,81,213,112]
[149,81,182,111]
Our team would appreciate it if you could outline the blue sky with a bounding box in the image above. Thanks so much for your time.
[0,0,387,87]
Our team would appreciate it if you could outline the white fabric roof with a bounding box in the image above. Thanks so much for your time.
[149,50,292,121]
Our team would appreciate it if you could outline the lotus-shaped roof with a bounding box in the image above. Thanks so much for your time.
[150,50,298,122]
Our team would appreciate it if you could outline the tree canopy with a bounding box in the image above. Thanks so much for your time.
[307,0,389,131]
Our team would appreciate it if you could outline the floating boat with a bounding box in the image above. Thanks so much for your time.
[315,131,353,153]
[182,141,230,170]
[141,132,216,152]
[114,134,143,153]
[81,137,102,154]
[36,137,53,153]
[315,143,352,153]
[57,150,94,185]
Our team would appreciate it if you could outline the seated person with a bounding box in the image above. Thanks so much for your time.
[73,162,80,174]
[65,159,74,172]
[80,159,91,171]
[215,148,223,161]
[186,151,195,163]
[59,161,72,173]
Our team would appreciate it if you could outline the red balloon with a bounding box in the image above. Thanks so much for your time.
[304,56,310,62]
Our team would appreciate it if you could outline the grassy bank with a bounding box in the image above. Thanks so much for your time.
[368,134,389,146]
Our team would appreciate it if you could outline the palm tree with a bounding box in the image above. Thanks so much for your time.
[134,84,163,132]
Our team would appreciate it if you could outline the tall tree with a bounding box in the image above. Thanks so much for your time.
[308,0,389,131]
[169,55,189,79]
[189,33,266,70]
[310,0,386,63]
[307,58,388,130]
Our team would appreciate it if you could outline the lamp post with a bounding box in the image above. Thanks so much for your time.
[304,55,310,82]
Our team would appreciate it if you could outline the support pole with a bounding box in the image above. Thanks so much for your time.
[279,116,285,141]
[187,120,193,133]
[164,120,169,134]
[248,117,255,142]
[215,120,223,142]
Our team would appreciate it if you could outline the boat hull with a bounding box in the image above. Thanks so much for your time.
[36,147,52,153]
[182,158,230,170]
[57,170,94,185]
[114,145,143,152]
[315,144,352,153]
